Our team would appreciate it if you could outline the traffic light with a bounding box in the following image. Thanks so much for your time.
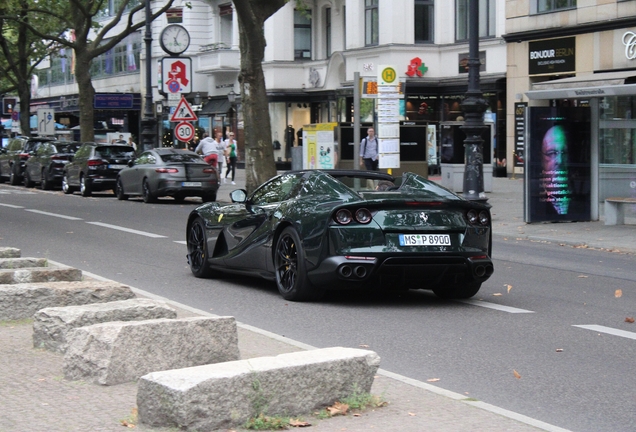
[2,98,17,115]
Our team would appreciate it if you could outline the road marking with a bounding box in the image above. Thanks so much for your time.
[174,240,187,245]
[573,324,636,340]
[86,222,167,238]
[25,209,83,220]
[0,203,24,208]
[459,299,535,314]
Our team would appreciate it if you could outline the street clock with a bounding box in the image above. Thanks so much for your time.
[159,24,190,56]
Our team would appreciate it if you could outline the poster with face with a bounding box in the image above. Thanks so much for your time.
[526,107,591,223]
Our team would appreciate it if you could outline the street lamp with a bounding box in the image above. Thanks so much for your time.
[227,90,237,133]
[140,0,156,151]
[461,0,488,202]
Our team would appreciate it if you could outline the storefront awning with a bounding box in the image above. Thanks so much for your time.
[199,98,230,114]
[526,71,636,100]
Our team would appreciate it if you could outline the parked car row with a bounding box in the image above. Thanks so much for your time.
[0,136,219,202]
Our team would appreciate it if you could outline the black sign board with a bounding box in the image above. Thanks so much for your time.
[528,37,575,75]
[2,98,16,115]
[514,102,527,168]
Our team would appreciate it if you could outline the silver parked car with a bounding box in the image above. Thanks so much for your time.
[115,148,219,203]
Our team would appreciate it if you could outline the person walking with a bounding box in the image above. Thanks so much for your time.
[194,133,218,167]
[224,132,237,184]
[359,127,379,171]
[214,131,227,175]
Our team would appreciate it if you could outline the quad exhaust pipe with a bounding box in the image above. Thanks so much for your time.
[338,265,369,280]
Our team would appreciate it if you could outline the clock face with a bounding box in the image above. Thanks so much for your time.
[160,24,190,56]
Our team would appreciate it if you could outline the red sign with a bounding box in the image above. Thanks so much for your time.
[174,121,195,142]
[170,96,197,122]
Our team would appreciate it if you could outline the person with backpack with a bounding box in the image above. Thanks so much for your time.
[359,127,379,171]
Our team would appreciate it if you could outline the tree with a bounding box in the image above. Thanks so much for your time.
[0,0,61,136]
[19,0,175,142]
[232,0,289,193]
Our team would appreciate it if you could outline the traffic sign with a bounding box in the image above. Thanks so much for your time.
[170,96,198,122]
[174,121,195,142]
[378,65,398,85]
[37,108,55,136]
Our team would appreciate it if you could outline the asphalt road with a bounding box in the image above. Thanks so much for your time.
[1,185,635,432]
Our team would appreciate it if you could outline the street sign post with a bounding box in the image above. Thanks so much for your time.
[37,108,55,136]
[174,121,195,142]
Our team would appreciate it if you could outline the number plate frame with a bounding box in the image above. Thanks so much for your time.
[398,234,451,246]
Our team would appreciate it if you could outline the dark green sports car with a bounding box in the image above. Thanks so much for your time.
[186,170,493,301]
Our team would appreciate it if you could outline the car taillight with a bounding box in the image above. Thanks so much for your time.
[51,155,65,161]
[203,168,215,174]
[334,209,353,225]
[334,208,373,225]
[87,159,106,166]
[19,153,30,159]
[466,209,490,226]
[155,168,179,173]
[355,208,373,224]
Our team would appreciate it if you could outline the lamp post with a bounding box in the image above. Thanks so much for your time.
[140,0,156,151]
[227,89,236,133]
[461,0,489,201]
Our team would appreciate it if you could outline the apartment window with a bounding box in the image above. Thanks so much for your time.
[365,0,378,46]
[415,0,434,43]
[326,7,332,58]
[294,9,312,60]
[538,0,576,13]
[219,4,233,47]
[456,0,495,41]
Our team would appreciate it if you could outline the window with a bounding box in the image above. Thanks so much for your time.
[365,0,378,46]
[537,0,576,13]
[326,7,332,58]
[456,0,495,41]
[415,0,434,43]
[219,4,233,47]
[294,9,312,60]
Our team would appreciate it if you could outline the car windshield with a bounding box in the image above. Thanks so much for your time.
[95,146,135,158]
[55,143,81,154]
[396,172,462,200]
[160,153,203,163]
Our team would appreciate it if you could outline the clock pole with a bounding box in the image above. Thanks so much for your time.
[141,0,157,151]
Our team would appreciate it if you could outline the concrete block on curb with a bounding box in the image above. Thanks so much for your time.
[0,281,135,321]
[63,316,240,385]
[0,265,82,285]
[33,298,178,353]
[0,247,21,258]
[0,257,47,269]
[137,347,381,431]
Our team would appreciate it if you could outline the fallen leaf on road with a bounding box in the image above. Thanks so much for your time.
[359,344,370,348]
[427,378,440,382]
[327,402,349,416]
[289,418,311,427]
[408,412,417,416]
[625,317,635,323]
[578,275,588,278]
[615,289,623,298]
[556,348,563,352]
[513,370,521,379]
[493,293,502,296]
[120,420,135,428]
[507,284,513,293]
[353,413,361,417]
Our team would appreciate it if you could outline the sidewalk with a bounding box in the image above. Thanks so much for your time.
[4,169,635,432]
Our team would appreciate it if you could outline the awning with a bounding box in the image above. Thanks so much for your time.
[526,71,636,100]
[199,98,230,114]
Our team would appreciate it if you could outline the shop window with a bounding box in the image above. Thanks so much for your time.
[536,0,576,13]
[326,7,332,58]
[365,0,378,46]
[599,96,636,165]
[456,0,495,41]
[415,0,434,43]
[294,9,312,60]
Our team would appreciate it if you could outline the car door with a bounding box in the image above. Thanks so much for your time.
[120,152,152,195]
[66,144,89,186]
[223,173,304,271]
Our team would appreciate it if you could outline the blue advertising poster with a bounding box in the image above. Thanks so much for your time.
[526,107,591,223]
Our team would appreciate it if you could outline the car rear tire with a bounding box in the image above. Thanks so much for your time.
[23,170,34,188]
[433,282,482,300]
[187,217,215,278]
[173,195,185,203]
[9,166,20,185]
[80,175,91,197]
[62,174,73,194]
[274,227,324,301]
[41,169,52,190]
[142,179,156,203]
[116,178,128,200]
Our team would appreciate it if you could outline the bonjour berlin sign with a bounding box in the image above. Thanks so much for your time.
[528,37,575,75]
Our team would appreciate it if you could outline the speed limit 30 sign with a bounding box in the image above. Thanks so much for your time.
[174,121,195,142]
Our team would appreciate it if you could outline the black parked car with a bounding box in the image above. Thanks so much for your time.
[0,136,56,185]
[23,141,82,189]
[62,142,136,197]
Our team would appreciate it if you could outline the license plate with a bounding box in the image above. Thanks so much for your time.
[399,234,451,246]
[182,182,202,187]
[108,164,126,169]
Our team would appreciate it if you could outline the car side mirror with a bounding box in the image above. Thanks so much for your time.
[230,189,247,203]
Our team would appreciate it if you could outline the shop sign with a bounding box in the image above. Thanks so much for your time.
[528,37,575,75]
[94,94,133,109]
[622,31,636,60]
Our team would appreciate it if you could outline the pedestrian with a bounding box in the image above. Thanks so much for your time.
[214,131,227,175]
[224,132,237,184]
[359,127,379,171]
[194,133,218,167]
[128,136,137,152]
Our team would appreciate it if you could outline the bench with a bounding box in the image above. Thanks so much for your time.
[604,197,636,225]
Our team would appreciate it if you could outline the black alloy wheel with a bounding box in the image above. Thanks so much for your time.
[9,165,20,185]
[142,179,156,203]
[187,217,214,278]
[115,178,128,200]
[41,169,51,190]
[23,170,34,188]
[274,227,323,301]
[62,174,73,194]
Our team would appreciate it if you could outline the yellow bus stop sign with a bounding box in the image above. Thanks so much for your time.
[379,66,397,85]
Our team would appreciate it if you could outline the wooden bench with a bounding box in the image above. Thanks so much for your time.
[604,197,636,225]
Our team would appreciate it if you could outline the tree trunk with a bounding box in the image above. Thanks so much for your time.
[74,51,95,143]
[233,0,286,193]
